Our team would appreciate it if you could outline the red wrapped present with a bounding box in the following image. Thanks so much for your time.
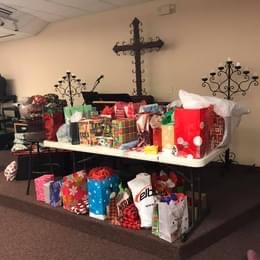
[61,170,87,211]
[174,107,213,159]
[125,101,146,119]
[114,102,127,119]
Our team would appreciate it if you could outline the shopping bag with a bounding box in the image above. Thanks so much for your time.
[158,195,189,243]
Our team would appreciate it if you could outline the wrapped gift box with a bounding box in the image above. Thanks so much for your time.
[61,171,87,211]
[79,118,112,145]
[112,118,137,148]
[43,181,53,204]
[174,107,212,159]
[34,174,54,202]
[50,179,63,207]
[161,124,174,150]
[87,170,119,220]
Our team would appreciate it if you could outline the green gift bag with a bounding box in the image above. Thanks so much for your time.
[64,104,92,123]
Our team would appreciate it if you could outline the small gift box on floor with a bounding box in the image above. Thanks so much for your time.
[61,170,87,211]
[50,179,63,207]
[87,167,119,220]
[34,174,54,202]
[174,107,213,159]
[112,118,137,148]
[43,181,53,204]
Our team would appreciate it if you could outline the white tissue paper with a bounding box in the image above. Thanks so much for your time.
[178,89,250,147]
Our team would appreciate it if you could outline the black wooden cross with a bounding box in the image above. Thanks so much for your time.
[113,17,164,96]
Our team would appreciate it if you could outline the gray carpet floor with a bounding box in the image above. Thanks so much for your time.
[1,203,259,260]
[0,205,159,260]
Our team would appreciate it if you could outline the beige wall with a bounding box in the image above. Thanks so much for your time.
[0,0,259,165]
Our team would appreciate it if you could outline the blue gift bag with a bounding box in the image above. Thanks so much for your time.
[87,175,119,220]
[50,180,63,207]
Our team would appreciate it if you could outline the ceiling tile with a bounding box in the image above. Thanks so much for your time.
[102,0,152,7]
[49,0,116,12]
[18,8,66,22]
[0,0,86,17]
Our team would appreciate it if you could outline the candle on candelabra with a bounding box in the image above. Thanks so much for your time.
[236,62,241,67]
[243,67,250,74]
[227,57,232,62]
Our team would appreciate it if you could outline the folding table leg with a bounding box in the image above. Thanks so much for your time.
[26,143,33,195]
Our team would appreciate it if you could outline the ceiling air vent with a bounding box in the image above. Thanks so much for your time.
[0,5,16,18]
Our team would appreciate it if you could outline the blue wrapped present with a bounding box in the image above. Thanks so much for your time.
[87,175,119,220]
[50,179,63,207]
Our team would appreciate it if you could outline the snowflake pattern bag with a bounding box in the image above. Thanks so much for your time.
[174,107,213,159]
[61,171,87,211]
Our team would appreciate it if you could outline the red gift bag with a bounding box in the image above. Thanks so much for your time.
[44,112,64,141]
[174,107,213,159]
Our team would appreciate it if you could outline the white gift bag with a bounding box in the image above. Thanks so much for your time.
[159,196,189,243]
[128,173,155,228]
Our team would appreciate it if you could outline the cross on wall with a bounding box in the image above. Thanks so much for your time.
[113,17,164,96]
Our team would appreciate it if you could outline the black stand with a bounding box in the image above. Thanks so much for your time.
[202,59,259,167]
[54,71,87,106]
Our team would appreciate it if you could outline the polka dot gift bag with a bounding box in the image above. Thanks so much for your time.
[174,107,213,159]
[87,167,120,220]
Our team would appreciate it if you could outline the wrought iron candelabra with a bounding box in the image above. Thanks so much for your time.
[54,71,87,106]
[201,58,259,167]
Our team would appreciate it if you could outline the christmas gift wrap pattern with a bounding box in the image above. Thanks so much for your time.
[79,118,112,145]
[34,174,54,202]
[96,137,113,148]
[112,118,137,148]
[210,113,225,149]
[50,179,63,207]
[79,119,103,145]
[61,171,87,211]
[87,167,120,220]
[161,124,174,150]
[174,107,212,159]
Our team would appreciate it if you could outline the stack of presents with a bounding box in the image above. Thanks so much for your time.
[60,89,228,159]
[34,166,207,243]
[12,93,66,152]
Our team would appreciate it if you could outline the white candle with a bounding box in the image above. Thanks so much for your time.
[66,70,70,73]
[253,72,258,77]
[227,57,232,62]
[236,62,241,67]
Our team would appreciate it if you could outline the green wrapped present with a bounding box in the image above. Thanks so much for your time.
[112,118,137,148]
